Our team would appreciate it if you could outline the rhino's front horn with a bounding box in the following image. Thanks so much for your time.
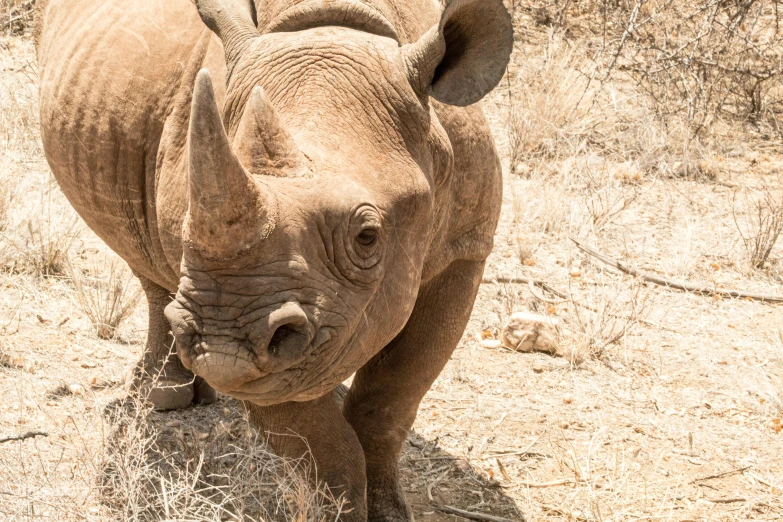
[185,69,276,260]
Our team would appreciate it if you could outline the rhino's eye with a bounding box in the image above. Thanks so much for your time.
[356,228,378,247]
[343,204,384,271]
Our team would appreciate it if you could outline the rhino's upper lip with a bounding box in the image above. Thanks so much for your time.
[187,325,335,393]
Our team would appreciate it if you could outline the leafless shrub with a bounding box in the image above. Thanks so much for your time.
[581,164,641,231]
[556,0,783,137]
[66,256,143,340]
[732,185,783,269]
[559,276,651,364]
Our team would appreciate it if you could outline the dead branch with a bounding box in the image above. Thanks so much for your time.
[692,465,751,483]
[482,275,568,300]
[432,504,523,522]
[482,275,663,329]
[0,430,48,443]
[570,237,783,303]
[517,479,576,488]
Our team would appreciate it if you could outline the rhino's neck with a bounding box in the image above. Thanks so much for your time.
[255,0,439,44]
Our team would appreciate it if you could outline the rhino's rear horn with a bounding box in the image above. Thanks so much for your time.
[232,86,308,177]
[185,69,275,259]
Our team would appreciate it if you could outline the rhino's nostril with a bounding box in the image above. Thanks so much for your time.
[268,325,300,356]
[260,303,314,366]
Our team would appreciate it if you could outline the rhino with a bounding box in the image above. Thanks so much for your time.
[36,0,512,519]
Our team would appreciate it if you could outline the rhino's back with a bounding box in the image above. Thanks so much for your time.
[38,0,209,287]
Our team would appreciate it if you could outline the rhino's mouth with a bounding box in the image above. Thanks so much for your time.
[178,325,335,399]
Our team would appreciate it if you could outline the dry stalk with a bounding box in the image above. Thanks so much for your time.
[65,256,142,340]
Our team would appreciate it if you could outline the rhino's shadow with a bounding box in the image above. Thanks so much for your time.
[100,395,525,521]
[401,430,526,522]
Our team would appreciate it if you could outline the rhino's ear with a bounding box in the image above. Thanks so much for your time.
[195,0,259,74]
[232,87,309,177]
[186,69,275,259]
[402,0,513,107]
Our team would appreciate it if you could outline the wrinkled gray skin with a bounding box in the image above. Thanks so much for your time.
[36,0,511,519]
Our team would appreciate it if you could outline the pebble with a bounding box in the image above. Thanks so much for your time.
[67,383,85,396]
[480,339,502,349]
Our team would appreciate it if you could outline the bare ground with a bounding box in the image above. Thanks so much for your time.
[1,17,783,522]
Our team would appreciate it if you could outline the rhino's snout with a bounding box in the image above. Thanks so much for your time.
[171,300,320,395]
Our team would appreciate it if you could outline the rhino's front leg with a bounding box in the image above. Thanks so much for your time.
[245,394,367,521]
[131,275,216,410]
[344,260,486,522]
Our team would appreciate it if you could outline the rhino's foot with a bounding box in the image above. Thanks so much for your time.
[367,481,414,522]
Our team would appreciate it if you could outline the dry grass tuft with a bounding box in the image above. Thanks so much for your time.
[66,256,143,340]
[733,184,783,270]
[99,396,343,522]
[13,211,79,277]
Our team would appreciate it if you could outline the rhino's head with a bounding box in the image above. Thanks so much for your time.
[164,0,512,405]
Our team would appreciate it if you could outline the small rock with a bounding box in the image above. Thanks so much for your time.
[67,383,85,396]
[501,312,559,355]
[569,267,582,277]
[81,361,97,369]
[559,421,570,429]
[532,365,545,373]
[165,419,182,428]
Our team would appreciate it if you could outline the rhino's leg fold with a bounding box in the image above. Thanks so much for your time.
[344,260,486,522]
[131,275,217,410]
[245,394,368,521]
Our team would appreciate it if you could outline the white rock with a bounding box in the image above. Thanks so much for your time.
[67,383,85,396]
[501,312,560,354]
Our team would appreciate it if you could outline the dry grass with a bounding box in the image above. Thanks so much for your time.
[732,184,783,270]
[1,0,35,35]
[66,256,143,340]
[99,396,343,522]
[506,33,674,178]
[0,388,342,521]
[557,276,652,365]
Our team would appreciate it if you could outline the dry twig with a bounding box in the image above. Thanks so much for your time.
[0,430,48,443]
[432,504,522,522]
[570,237,783,303]
[692,465,751,483]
